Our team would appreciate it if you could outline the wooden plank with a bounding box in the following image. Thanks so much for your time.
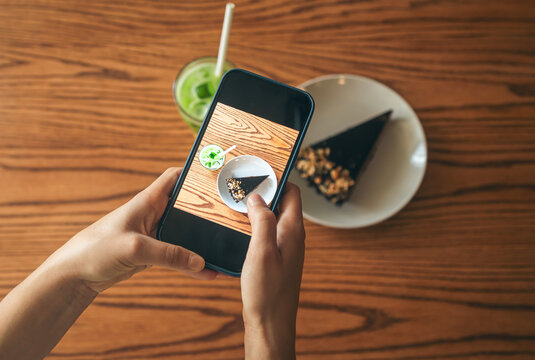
[0,0,534,359]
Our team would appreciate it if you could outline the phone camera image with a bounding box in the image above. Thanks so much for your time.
[174,102,299,235]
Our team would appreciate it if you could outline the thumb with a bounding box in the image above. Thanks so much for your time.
[246,194,278,255]
[128,234,205,272]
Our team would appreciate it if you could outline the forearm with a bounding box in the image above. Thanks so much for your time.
[0,259,96,359]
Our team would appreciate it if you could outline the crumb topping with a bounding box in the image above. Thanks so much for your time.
[296,147,355,204]
[226,178,246,202]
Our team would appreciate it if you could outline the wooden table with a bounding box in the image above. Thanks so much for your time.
[1,0,534,358]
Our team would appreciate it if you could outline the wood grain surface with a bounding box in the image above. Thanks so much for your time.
[1,0,534,359]
[175,102,299,235]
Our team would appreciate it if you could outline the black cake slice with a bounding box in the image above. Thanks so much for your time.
[295,110,392,205]
[226,175,269,203]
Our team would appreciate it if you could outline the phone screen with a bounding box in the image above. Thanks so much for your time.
[159,69,313,275]
[174,102,300,235]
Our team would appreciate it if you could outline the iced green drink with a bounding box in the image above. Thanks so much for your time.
[198,144,225,170]
[173,57,234,132]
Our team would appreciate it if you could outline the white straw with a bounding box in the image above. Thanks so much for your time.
[220,144,236,156]
[215,3,235,77]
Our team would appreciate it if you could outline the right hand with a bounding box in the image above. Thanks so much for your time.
[241,183,306,360]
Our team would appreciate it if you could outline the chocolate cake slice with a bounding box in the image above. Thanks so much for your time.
[226,175,269,203]
[295,110,392,205]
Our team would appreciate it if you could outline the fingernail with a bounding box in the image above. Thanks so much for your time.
[188,253,204,272]
[247,194,265,207]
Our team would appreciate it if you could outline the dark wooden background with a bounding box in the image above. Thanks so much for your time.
[1,0,534,359]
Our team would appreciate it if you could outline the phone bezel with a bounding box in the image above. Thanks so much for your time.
[157,68,314,276]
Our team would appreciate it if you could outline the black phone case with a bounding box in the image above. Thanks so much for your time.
[157,68,314,276]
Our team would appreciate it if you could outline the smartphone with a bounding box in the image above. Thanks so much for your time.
[157,69,314,276]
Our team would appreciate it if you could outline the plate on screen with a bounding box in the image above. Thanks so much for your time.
[289,74,427,228]
[217,155,277,213]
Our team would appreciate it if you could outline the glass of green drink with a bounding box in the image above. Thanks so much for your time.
[198,144,226,171]
[173,57,234,132]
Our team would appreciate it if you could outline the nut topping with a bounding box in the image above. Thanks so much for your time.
[295,146,357,205]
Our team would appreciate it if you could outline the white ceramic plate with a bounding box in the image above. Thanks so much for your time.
[289,74,427,228]
[217,155,277,213]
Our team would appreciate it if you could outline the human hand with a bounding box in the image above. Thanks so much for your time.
[0,168,218,359]
[45,167,217,295]
[241,183,305,360]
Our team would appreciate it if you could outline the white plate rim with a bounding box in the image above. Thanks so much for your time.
[217,155,277,213]
[296,74,428,228]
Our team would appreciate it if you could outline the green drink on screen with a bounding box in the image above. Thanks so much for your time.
[173,57,234,131]
[198,144,225,170]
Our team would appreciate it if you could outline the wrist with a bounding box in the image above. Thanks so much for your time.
[67,277,99,307]
[37,252,98,306]
[243,314,296,360]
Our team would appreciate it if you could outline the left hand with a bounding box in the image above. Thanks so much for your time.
[44,167,217,294]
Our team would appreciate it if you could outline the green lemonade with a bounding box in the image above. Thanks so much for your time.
[198,144,225,170]
[174,57,234,131]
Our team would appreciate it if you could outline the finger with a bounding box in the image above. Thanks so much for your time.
[182,267,218,280]
[246,194,280,260]
[127,234,206,273]
[276,183,305,257]
[283,181,297,194]
[145,167,182,201]
[135,167,181,212]
[278,183,304,227]
[274,183,294,216]
[216,273,235,279]
[133,167,181,234]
